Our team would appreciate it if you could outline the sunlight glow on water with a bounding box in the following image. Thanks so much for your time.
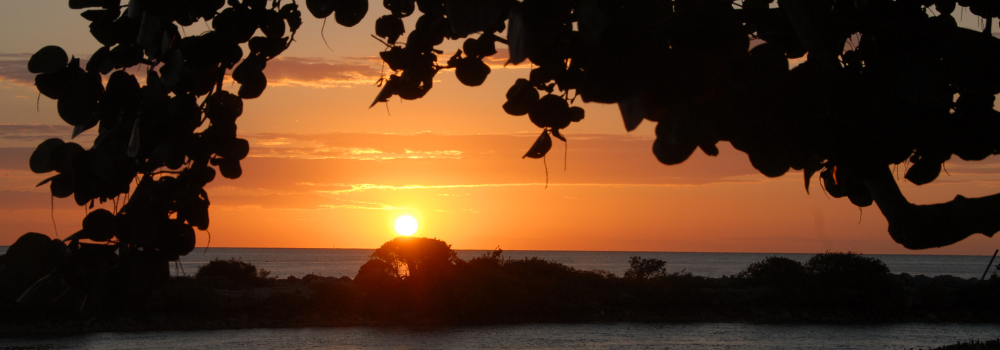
[4,323,998,349]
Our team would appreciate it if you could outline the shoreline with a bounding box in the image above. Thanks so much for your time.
[3,271,998,338]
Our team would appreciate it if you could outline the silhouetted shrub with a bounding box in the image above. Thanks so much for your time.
[805,251,890,284]
[737,256,807,287]
[624,256,668,279]
[805,252,901,311]
[195,258,269,288]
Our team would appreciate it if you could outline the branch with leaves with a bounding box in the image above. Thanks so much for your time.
[365,0,1000,249]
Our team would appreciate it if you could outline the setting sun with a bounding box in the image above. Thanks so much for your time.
[394,215,418,236]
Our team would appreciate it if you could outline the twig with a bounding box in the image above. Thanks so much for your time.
[51,195,58,239]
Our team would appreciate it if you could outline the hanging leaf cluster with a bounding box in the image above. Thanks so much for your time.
[18,0,323,303]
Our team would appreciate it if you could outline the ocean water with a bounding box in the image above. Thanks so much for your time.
[170,248,997,280]
[0,246,996,280]
[3,323,998,349]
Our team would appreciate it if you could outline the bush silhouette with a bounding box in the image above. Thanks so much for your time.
[805,251,890,284]
[737,256,808,287]
[195,258,269,289]
[624,256,668,280]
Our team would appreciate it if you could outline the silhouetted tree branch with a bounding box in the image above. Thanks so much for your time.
[865,165,1000,249]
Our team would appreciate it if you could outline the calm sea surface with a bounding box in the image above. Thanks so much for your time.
[0,247,996,279]
[3,323,999,349]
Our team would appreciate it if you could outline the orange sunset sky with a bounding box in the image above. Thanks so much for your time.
[1,2,1000,255]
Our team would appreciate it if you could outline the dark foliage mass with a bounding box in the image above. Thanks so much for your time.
[368,0,1000,250]
[9,0,364,311]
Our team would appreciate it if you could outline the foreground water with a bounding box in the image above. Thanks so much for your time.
[161,248,996,280]
[4,323,999,349]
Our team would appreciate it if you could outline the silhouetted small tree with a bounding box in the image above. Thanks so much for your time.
[358,236,460,280]
[624,256,668,280]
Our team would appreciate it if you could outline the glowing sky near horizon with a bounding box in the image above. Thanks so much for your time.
[1,2,1000,255]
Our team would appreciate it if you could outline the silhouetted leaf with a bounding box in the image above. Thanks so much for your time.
[568,106,585,122]
[262,12,287,39]
[502,78,539,116]
[206,91,244,124]
[50,173,74,198]
[219,138,251,160]
[905,160,942,185]
[49,142,84,174]
[336,0,368,27]
[804,167,816,194]
[85,46,112,74]
[57,73,103,126]
[652,138,697,165]
[30,138,65,174]
[506,3,528,65]
[237,70,267,99]
[217,159,243,179]
[522,129,552,159]
[617,95,647,132]
[699,142,719,156]
[375,15,406,44]
[28,46,68,74]
[820,167,847,198]
[36,175,57,187]
[80,209,116,241]
[454,56,490,86]
[847,185,873,207]
[35,63,85,100]
[384,0,416,17]
[551,127,566,142]
[306,0,337,18]
[529,94,569,129]
[748,151,789,178]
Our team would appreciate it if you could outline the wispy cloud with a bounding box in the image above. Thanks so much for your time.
[0,124,74,141]
[0,59,33,85]
[247,132,468,160]
[263,56,381,88]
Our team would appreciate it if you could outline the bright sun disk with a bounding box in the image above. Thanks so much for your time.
[395,215,418,236]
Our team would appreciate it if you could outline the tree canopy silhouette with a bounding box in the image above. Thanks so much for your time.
[356,236,461,280]
[9,0,1000,309]
[366,0,1000,250]
[12,0,323,305]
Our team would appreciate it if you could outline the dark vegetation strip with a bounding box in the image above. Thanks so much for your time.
[1,238,999,337]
